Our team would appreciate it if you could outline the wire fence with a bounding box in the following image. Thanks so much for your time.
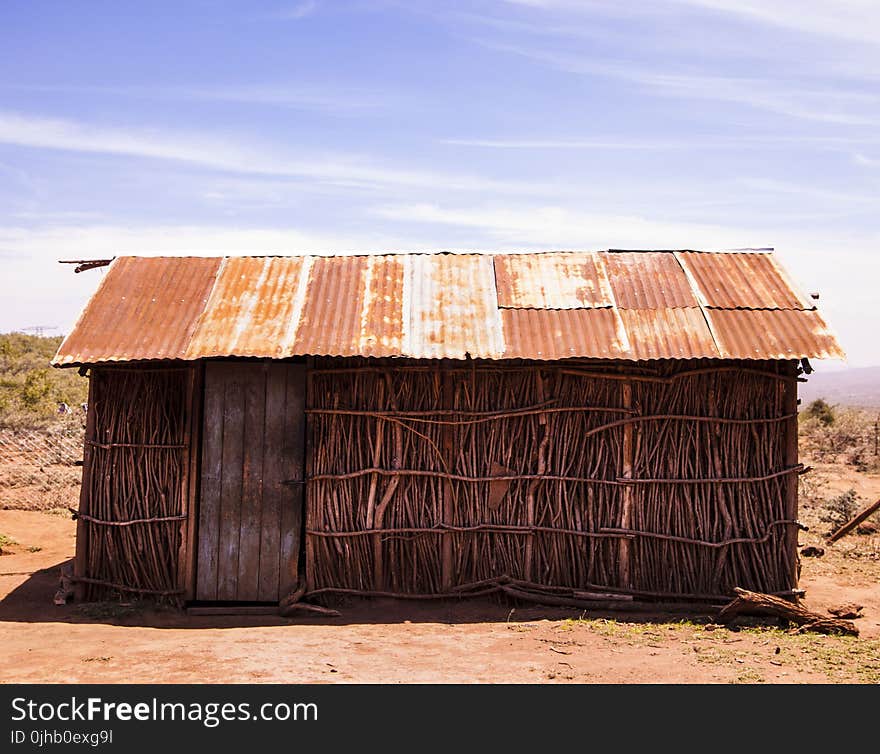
[0,418,84,511]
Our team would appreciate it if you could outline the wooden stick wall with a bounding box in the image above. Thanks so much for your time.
[75,367,191,602]
[306,358,801,602]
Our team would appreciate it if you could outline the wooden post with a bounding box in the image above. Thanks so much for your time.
[441,363,455,590]
[618,381,634,589]
[373,371,402,590]
[304,364,316,593]
[525,369,547,582]
[783,361,800,591]
[179,363,203,601]
[74,368,98,602]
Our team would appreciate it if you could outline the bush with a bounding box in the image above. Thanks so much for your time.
[799,406,879,471]
[20,369,52,408]
[0,334,88,428]
[819,488,859,532]
[803,398,835,426]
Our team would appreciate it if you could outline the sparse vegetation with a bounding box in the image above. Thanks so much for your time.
[0,333,87,428]
[803,397,836,426]
[800,402,880,472]
[819,488,860,533]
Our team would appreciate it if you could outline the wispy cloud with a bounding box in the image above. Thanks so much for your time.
[737,177,880,207]
[441,137,689,150]
[501,0,880,46]
[370,201,764,249]
[2,82,387,114]
[441,134,880,150]
[476,39,880,126]
[0,223,388,260]
[670,0,880,46]
[184,83,383,112]
[0,111,550,195]
[277,1,320,20]
[853,153,880,167]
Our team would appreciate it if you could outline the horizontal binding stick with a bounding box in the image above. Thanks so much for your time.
[617,464,804,484]
[71,576,185,596]
[304,582,806,604]
[305,403,637,424]
[69,507,187,527]
[310,364,795,383]
[307,524,631,538]
[85,439,188,450]
[309,468,626,485]
[599,519,799,548]
[558,365,796,384]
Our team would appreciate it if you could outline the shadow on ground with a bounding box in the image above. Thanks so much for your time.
[0,557,719,630]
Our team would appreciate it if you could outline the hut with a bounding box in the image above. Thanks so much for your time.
[52,250,844,610]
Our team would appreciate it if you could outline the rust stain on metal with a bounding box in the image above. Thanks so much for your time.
[501,308,628,360]
[494,252,612,309]
[678,251,812,310]
[707,308,844,360]
[357,256,405,357]
[53,250,845,365]
[293,255,367,357]
[601,251,698,309]
[618,308,720,360]
[290,254,406,357]
[53,256,221,365]
[407,254,504,359]
[186,256,307,358]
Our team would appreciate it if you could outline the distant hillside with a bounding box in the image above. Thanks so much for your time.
[0,333,88,427]
[800,366,880,409]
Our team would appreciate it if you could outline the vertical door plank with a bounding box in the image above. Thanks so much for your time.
[258,364,287,601]
[196,365,226,601]
[217,372,245,600]
[237,365,266,599]
[279,364,306,598]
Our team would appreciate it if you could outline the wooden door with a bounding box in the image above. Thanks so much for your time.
[196,362,305,602]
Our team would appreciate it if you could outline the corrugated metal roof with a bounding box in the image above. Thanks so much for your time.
[501,308,628,360]
[494,252,612,309]
[601,251,697,309]
[294,255,369,358]
[53,250,844,365]
[618,308,719,360]
[54,256,222,365]
[407,254,504,359]
[707,308,843,360]
[186,256,308,359]
[677,251,812,310]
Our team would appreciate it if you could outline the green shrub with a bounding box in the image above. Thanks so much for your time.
[803,398,836,426]
[0,333,88,428]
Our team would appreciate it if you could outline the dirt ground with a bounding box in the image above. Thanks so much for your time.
[1,470,878,683]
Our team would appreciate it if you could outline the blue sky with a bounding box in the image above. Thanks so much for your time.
[1,1,877,365]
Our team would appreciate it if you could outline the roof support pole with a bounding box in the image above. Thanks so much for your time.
[440,363,455,591]
[524,369,548,583]
[618,380,634,590]
[783,361,800,593]
[73,369,98,601]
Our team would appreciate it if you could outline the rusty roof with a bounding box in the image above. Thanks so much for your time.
[53,250,844,365]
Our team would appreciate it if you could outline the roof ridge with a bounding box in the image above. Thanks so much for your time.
[107,247,777,261]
